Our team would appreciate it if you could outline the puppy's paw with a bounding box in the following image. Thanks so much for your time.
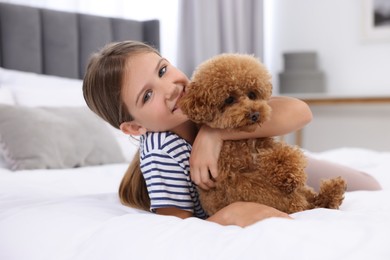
[271,172,301,194]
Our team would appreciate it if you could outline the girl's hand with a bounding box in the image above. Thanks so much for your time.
[190,125,223,190]
[207,202,292,227]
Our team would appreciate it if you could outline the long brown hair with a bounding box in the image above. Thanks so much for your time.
[119,150,150,210]
[83,41,159,211]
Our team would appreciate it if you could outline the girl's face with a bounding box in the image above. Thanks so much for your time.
[120,52,190,136]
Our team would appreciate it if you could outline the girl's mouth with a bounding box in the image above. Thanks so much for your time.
[173,86,186,112]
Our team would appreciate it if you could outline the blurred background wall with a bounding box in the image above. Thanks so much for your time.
[2,0,389,151]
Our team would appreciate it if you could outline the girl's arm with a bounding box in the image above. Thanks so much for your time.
[155,208,193,218]
[207,202,292,227]
[190,96,312,190]
[219,95,312,139]
[156,202,291,227]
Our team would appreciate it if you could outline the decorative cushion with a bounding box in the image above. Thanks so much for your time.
[0,67,138,162]
[0,104,125,170]
[0,88,15,168]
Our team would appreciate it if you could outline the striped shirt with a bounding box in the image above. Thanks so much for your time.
[139,131,207,219]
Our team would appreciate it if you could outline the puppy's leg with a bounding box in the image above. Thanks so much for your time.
[314,176,346,209]
[256,144,307,194]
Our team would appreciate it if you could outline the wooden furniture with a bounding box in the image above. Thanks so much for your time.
[290,93,390,147]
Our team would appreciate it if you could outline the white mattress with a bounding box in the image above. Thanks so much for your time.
[1,147,390,260]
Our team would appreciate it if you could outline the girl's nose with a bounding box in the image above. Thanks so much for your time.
[165,84,179,100]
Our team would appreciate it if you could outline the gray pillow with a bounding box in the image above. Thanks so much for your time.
[0,104,125,170]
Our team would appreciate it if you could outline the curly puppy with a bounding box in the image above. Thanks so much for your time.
[179,53,346,215]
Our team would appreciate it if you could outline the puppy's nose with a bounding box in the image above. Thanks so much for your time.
[249,112,259,122]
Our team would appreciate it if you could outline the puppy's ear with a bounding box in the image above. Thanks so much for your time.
[178,82,214,124]
[262,81,273,99]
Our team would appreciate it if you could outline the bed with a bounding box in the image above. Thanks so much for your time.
[1,3,390,260]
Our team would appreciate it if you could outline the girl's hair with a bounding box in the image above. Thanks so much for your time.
[83,40,160,129]
[119,150,150,211]
[83,40,159,211]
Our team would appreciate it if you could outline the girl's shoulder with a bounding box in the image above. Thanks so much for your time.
[140,131,191,156]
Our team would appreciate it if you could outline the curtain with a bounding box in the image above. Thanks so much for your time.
[177,0,264,77]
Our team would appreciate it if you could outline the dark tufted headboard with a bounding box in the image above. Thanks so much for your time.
[0,3,160,79]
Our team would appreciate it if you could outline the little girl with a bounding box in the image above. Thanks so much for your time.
[83,41,381,227]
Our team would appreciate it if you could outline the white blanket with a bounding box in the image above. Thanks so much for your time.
[1,148,390,260]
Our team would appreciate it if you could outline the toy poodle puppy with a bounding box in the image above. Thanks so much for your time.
[179,53,346,215]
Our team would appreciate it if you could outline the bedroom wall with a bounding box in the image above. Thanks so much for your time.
[2,0,389,152]
[264,0,390,152]
[264,0,390,94]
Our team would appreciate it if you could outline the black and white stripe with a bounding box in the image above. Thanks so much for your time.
[140,132,207,219]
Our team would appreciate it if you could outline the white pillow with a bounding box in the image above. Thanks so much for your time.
[110,127,140,162]
[0,105,126,170]
[0,67,85,107]
[0,67,137,162]
[0,87,15,105]
[0,87,15,168]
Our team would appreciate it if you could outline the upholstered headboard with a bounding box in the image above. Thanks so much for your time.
[0,3,160,79]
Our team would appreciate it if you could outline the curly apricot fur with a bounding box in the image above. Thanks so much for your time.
[179,54,346,215]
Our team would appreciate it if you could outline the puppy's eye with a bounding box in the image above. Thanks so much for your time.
[248,91,257,100]
[224,96,235,105]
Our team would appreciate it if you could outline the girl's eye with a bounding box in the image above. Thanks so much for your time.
[158,66,167,77]
[143,90,152,103]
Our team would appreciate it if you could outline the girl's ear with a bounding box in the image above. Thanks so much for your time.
[120,121,147,136]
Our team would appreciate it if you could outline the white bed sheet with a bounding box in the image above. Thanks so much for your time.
[1,147,390,260]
